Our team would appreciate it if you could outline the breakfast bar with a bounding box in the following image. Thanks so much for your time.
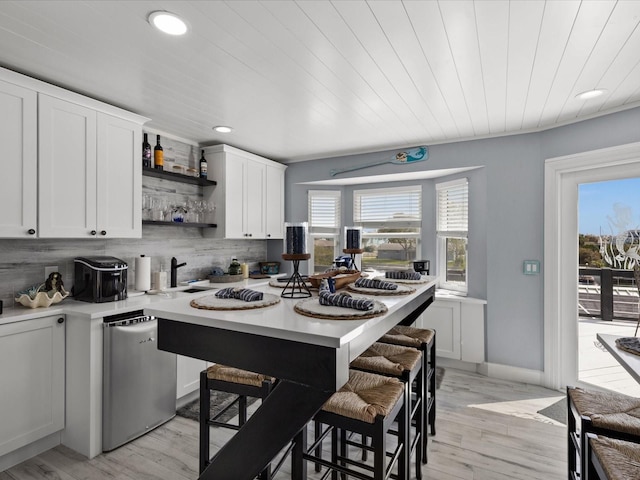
[145,278,436,480]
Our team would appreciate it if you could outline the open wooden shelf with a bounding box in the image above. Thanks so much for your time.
[142,167,217,186]
[142,220,217,228]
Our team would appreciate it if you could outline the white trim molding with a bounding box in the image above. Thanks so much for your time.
[544,141,640,390]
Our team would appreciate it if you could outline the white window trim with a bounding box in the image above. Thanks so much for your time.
[436,178,468,293]
[308,190,341,273]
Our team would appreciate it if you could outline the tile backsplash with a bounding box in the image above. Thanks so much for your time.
[0,227,267,307]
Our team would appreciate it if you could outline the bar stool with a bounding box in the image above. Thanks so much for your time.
[298,369,407,480]
[351,341,423,478]
[567,386,640,480]
[379,325,436,462]
[586,433,640,479]
[199,364,278,479]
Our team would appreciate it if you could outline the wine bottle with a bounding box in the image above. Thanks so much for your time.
[154,135,164,171]
[199,150,208,179]
[142,133,151,168]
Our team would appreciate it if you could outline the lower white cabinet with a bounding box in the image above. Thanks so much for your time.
[176,355,208,400]
[420,295,486,363]
[0,315,65,457]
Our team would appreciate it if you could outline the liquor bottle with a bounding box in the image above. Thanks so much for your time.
[199,150,208,179]
[154,135,164,171]
[142,133,151,168]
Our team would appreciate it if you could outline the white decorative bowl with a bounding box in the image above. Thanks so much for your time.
[15,289,69,309]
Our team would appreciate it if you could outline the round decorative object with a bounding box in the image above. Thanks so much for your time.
[615,337,640,356]
[347,283,415,296]
[281,253,311,261]
[190,292,280,311]
[294,296,387,320]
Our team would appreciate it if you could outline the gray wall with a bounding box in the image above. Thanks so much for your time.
[282,106,640,372]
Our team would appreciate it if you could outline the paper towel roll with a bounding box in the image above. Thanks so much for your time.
[135,255,151,291]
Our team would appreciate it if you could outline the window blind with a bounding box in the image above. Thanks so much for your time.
[354,186,421,223]
[308,190,341,229]
[436,179,468,234]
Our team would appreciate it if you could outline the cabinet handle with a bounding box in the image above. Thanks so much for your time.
[267,234,271,238]
[249,233,252,237]
[28,228,36,235]
[100,230,107,236]
[90,230,97,236]
[57,317,64,324]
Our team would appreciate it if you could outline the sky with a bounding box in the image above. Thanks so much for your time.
[579,177,640,235]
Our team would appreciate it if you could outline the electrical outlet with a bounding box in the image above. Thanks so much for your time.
[45,266,59,278]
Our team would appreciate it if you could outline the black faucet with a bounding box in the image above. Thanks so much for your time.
[170,257,187,288]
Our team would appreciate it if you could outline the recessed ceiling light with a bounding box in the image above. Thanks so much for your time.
[148,11,188,36]
[213,126,233,133]
[576,89,607,100]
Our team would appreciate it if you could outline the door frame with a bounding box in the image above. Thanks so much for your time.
[544,141,640,390]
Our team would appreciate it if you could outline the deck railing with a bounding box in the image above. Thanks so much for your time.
[579,267,639,321]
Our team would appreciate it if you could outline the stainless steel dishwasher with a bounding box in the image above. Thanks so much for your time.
[103,310,177,452]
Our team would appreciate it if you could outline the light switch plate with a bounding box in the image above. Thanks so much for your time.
[523,260,540,275]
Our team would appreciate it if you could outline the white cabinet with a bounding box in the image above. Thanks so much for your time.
[176,355,208,400]
[0,315,65,457]
[265,163,285,239]
[0,79,37,238]
[420,295,486,363]
[0,66,148,239]
[204,144,286,239]
[38,94,142,238]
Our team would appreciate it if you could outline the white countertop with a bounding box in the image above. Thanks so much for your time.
[0,276,276,326]
[146,277,438,349]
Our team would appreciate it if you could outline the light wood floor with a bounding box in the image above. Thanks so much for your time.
[0,368,567,480]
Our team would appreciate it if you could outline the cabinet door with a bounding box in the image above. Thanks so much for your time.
[96,114,141,238]
[244,159,266,238]
[0,315,65,456]
[224,154,246,239]
[265,164,285,239]
[0,80,37,238]
[460,303,485,363]
[176,355,207,400]
[421,300,461,359]
[39,94,97,238]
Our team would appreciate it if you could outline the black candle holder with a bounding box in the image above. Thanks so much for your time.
[281,253,312,298]
[343,248,363,271]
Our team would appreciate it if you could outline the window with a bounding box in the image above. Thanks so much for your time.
[436,178,468,292]
[308,190,341,273]
[354,186,421,271]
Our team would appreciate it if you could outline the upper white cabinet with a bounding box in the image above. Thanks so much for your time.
[0,66,148,239]
[0,79,37,238]
[38,95,142,238]
[203,145,286,239]
[265,163,285,239]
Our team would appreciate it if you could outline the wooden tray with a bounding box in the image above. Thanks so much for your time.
[308,270,361,289]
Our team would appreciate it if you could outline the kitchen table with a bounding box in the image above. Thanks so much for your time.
[145,278,436,480]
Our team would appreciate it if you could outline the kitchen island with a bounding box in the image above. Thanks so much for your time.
[145,277,437,480]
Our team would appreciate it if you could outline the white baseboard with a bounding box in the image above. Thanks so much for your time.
[477,361,545,386]
[0,432,61,472]
[437,357,546,387]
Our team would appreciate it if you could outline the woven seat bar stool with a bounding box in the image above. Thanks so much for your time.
[586,433,640,480]
[567,386,640,480]
[297,369,408,480]
[379,325,436,463]
[350,341,424,479]
[200,364,280,479]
